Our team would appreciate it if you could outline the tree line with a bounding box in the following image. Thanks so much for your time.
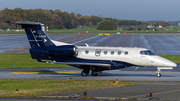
[0,8,169,30]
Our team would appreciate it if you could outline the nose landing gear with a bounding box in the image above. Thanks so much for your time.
[156,67,173,77]
[156,68,161,77]
[156,72,161,77]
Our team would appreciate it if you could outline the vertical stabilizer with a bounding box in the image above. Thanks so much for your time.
[12,21,55,48]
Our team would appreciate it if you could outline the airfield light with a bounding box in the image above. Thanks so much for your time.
[113,81,115,85]
[70,78,72,81]
[33,31,36,33]
[16,89,19,93]
[84,91,87,96]
[116,79,118,83]
[149,92,152,97]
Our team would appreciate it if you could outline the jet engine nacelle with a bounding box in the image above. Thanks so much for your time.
[48,45,78,57]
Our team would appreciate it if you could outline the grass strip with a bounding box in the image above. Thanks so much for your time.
[0,79,136,97]
[160,55,180,64]
[1,28,180,34]
[0,54,70,68]
[0,54,179,69]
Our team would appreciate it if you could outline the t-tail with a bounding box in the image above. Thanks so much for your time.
[11,21,56,62]
[11,21,55,48]
[11,21,75,62]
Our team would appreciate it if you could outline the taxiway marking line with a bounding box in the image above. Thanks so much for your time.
[11,72,79,74]
[56,72,79,74]
[72,35,99,44]
[122,89,180,99]
[11,72,39,74]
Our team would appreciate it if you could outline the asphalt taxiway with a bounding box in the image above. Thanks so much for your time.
[59,34,180,55]
[1,82,180,100]
[42,82,180,100]
[0,63,180,81]
[2,34,180,55]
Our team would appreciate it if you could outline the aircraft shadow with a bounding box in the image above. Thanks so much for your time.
[31,69,176,77]
[97,73,175,77]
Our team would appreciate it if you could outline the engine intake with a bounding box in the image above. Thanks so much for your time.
[48,45,78,57]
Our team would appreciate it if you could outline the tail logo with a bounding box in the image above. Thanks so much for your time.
[44,39,47,43]
[38,35,46,38]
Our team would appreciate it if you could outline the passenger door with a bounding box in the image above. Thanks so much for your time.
[95,49,101,56]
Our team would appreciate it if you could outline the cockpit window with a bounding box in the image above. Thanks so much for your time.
[140,50,156,55]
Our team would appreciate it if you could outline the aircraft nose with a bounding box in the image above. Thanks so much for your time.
[164,60,177,67]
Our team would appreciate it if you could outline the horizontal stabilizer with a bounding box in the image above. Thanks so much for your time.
[10,21,39,25]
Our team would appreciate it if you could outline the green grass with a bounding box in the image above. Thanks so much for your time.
[0,54,70,68]
[80,97,97,99]
[129,98,137,100]
[0,79,136,97]
[2,27,180,35]
[33,27,180,34]
[0,54,179,69]
[160,55,180,63]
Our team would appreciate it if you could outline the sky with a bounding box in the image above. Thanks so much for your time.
[0,0,180,21]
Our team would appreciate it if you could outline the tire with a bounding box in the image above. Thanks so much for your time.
[81,69,89,77]
[156,73,161,77]
[91,70,98,76]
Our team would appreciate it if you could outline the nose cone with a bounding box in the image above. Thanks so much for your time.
[164,60,177,67]
[151,56,177,67]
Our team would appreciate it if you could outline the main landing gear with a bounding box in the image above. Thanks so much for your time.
[81,69,99,77]
[91,70,98,76]
[81,69,89,77]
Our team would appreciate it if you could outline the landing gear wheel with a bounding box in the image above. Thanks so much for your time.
[91,70,98,76]
[81,69,89,77]
[156,72,161,77]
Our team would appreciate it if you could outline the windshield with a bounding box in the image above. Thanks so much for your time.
[140,50,156,55]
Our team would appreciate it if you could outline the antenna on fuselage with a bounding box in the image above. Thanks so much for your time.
[85,43,89,47]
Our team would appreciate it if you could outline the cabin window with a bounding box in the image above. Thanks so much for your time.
[104,51,107,55]
[124,51,128,55]
[111,51,114,55]
[140,50,156,55]
[117,51,121,55]
[95,49,101,56]
[85,50,89,54]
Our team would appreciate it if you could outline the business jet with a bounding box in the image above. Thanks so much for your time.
[10,21,177,77]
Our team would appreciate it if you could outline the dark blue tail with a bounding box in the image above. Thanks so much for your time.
[12,21,55,61]
[12,21,55,48]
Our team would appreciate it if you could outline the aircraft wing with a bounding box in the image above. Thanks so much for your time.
[48,62,111,67]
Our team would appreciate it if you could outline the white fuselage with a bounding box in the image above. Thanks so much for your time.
[76,46,177,68]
